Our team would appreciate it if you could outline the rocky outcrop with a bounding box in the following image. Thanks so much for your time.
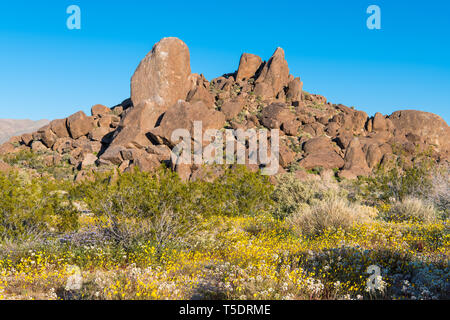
[255,48,290,99]
[148,100,226,147]
[1,37,448,182]
[389,110,450,156]
[236,53,263,81]
[130,37,192,109]
[339,138,372,179]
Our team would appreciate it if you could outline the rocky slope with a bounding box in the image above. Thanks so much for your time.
[1,37,449,181]
[0,119,49,144]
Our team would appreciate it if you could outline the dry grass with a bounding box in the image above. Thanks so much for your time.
[287,198,377,236]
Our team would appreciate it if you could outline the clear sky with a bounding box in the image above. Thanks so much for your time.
[0,0,449,123]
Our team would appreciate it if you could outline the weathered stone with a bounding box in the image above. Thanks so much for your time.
[286,77,303,102]
[99,145,125,165]
[52,138,73,154]
[221,99,244,120]
[389,110,450,154]
[303,136,334,154]
[0,142,15,155]
[282,120,301,136]
[339,138,371,179]
[131,153,161,172]
[372,112,387,132]
[236,53,263,81]
[67,111,94,139]
[80,153,98,169]
[365,143,383,169]
[256,47,289,98]
[299,151,344,170]
[50,119,70,138]
[88,126,111,142]
[260,103,295,129]
[31,140,47,152]
[279,144,296,167]
[118,160,130,173]
[108,100,164,149]
[147,144,172,162]
[34,125,57,148]
[186,74,215,108]
[131,37,192,108]
[149,101,226,147]
[20,133,33,146]
[175,163,192,182]
[91,104,111,117]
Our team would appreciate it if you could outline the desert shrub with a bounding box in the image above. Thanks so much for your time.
[426,165,449,218]
[72,166,273,250]
[287,198,377,237]
[383,197,437,223]
[2,149,75,180]
[73,168,200,251]
[272,173,348,219]
[354,148,435,205]
[0,172,79,240]
[198,165,274,217]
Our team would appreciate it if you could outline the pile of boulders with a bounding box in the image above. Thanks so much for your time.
[1,37,449,181]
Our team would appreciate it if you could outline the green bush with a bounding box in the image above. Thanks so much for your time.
[0,172,78,240]
[271,173,348,220]
[355,148,435,205]
[73,166,273,250]
[199,165,274,217]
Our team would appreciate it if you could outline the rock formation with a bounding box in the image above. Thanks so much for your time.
[1,37,449,182]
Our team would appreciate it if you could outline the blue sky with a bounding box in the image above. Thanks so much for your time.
[0,0,449,123]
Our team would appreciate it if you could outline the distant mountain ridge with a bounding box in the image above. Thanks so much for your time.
[0,119,49,144]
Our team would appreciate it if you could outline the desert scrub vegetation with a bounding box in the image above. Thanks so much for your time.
[287,198,377,237]
[0,159,448,300]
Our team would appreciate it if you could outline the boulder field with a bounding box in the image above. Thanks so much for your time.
[1,37,449,181]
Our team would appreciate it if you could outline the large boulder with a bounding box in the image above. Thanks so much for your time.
[107,100,162,149]
[186,74,215,108]
[130,37,192,109]
[286,77,303,102]
[91,104,111,117]
[302,136,335,154]
[388,110,450,154]
[149,100,226,147]
[260,103,296,129]
[50,119,70,138]
[299,151,344,170]
[221,99,244,121]
[255,48,290,98]
[67,111,94,139]
[371,112,387,132]
[339,138,371,179]
[236,53,263,81]
[33,125,57,148]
